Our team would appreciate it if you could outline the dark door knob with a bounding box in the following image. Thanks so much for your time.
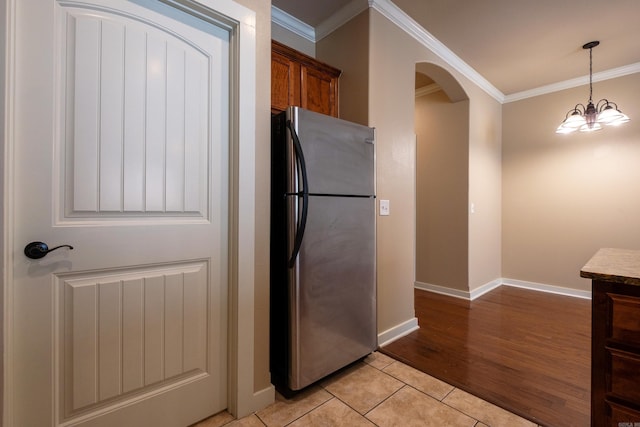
[24,241,74,259]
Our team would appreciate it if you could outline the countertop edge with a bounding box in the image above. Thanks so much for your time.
[580,270,640,286]
[581,248,640,287]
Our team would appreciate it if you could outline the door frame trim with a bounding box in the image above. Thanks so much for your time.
[1,0,16,423]
[1,0,268,423]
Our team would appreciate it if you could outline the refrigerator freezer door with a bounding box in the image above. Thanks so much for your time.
[290,107,375,196]
[288,195,376,390]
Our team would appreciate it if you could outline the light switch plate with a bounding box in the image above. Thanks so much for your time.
[379,199,390,216]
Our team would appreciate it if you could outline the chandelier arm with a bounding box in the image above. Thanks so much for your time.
[561,104,586,121]
[596,99,617,111]
[571,104,586,114]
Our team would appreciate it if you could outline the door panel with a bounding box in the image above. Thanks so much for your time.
[62,4,211,219]
[12,0,230,425]
[59,262,208,418]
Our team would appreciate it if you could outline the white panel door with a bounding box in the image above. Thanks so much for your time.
[11,0,229,425]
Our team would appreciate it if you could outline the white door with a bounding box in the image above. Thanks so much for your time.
[11,0,230,425]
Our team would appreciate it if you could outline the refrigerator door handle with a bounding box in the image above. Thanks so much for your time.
[287,120,309,268]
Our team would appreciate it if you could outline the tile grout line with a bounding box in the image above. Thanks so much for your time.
[279,396,338,426]
[320,381,386,425]
[362,358,411,420]
[361,383,407,419]
[437,389,484,426]
[364,357,485,426]
[441,386,456,401]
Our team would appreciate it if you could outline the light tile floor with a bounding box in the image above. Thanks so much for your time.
[192,352,542,427]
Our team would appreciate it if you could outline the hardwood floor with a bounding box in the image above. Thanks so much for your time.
[380,286,591,427]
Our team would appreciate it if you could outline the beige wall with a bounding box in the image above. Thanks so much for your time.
[367,9,502,331]
[467,86,502,290]
[503,72,640,291]
[415,90,469,291]
[317,11,369,125]
[367,10,417,332]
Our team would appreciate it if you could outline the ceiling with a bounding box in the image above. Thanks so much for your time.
[271,0,640,97]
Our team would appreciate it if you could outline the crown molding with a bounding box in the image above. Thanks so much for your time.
[316,0,369,41]
[504,62,640,103]
[271,5,315,42]
[415,83,441,98]
[368,0,505,103]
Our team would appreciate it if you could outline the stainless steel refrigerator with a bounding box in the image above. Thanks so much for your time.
[270,106,377,395]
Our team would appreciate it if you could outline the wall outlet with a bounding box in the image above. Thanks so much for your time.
[380,199,390,216]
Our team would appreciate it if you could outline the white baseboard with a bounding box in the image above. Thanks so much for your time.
[501,278,591,300]
[377,317,419,347]
[414,279,502,301]
[470,279,504,300]
[415,278,592,301]
[414,281,471,300]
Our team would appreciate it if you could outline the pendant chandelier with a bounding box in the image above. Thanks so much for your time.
[556,41,630,134]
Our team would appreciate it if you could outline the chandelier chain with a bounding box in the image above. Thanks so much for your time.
[588,46,593,102]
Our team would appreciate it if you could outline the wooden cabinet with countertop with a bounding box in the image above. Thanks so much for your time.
[271,40,341,117]
[581,248,640,427]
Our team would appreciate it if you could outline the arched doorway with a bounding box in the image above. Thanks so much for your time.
[414,63,470,294]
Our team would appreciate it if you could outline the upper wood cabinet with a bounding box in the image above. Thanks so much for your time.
[271,40,341,117]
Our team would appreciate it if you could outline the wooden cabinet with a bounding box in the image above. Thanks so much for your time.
[581,248,640,427]
[271,40,341,117]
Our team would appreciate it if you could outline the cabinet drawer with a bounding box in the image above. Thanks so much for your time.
[607,400,640,427]
[608,348,640,404]
[610,293,640,347]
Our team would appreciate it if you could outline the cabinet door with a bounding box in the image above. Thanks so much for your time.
[271,50,300,114]
[301,65,339,117]
[271,40,341,117]
[608,400,640,427]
